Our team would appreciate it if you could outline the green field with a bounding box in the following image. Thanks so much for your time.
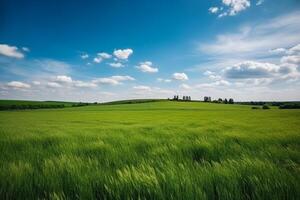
[0,101,299,199]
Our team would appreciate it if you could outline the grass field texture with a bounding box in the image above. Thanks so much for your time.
[0,101,299,199]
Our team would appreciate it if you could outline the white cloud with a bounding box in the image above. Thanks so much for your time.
[209,7,219,14]
[0,44,24,59]
[97,52,112,59]
[157,78,172,83]
[172,73,189,81]
[81,53,89,59]
[93,75,135,85]
[7,81,31,89]
[287,44,300,55]
[224,61,280,79]
[281,55,300,65]
[204,70,222,80]
[133,85,152,91]
[113,49,133,60]
[93,57,102,63]
[136,61,158,73]
[132,85,174,96]
[221,0,250,16]
[47,82,62,88]
[111,75,135,81]
[269,48,287,54]
[200,12,300,57]
[73,81,97,88]
[195,80,231,88]
[93,52,112,63]
[210,0,251,17]
[108,62,124,68]
[55,75,73,83]
[22,47,30,52]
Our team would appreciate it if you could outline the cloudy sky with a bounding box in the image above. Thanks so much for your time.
[1,0,300,102]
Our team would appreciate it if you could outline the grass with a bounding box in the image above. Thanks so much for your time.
[0,101,299,199]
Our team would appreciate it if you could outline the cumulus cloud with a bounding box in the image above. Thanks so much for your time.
[222,0,250,16]
[224,61,280,79]
[7,81,31,89]
[209,0,251,18]
[93,75,135,85]
[172,73,189,81]
[108,62,124,68]
[113,49,133,60]
[0,44,24,59]
[136,61,158,73]
[281,55,300,65]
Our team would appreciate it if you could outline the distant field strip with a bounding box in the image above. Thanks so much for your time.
[0,101,299,199]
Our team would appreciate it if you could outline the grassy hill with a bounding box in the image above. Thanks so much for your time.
[0,101,299,199]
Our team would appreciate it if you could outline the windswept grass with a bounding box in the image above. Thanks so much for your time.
[0,101,299,199]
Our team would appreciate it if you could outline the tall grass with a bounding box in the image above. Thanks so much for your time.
[0,101,299,199]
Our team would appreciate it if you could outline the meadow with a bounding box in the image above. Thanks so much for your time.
[0,101,299,199]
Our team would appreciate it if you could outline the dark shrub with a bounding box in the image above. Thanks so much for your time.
[252,107,260,109]
[262,105,270,109]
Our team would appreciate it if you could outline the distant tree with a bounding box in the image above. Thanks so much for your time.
[183,96,186,101]
[229,98,234,104]
[224,98,228,104]
[189,96,191,101]
[218,98,222,103]
[204,96,212,102]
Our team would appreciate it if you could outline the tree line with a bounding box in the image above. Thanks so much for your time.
[204,96,234,104]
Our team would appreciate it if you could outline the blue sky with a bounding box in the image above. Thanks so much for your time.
[1,0,300,102]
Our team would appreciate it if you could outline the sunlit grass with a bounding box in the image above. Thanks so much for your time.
[0,101,299,199]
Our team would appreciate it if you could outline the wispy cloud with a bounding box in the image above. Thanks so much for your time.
[200,12,300,58]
